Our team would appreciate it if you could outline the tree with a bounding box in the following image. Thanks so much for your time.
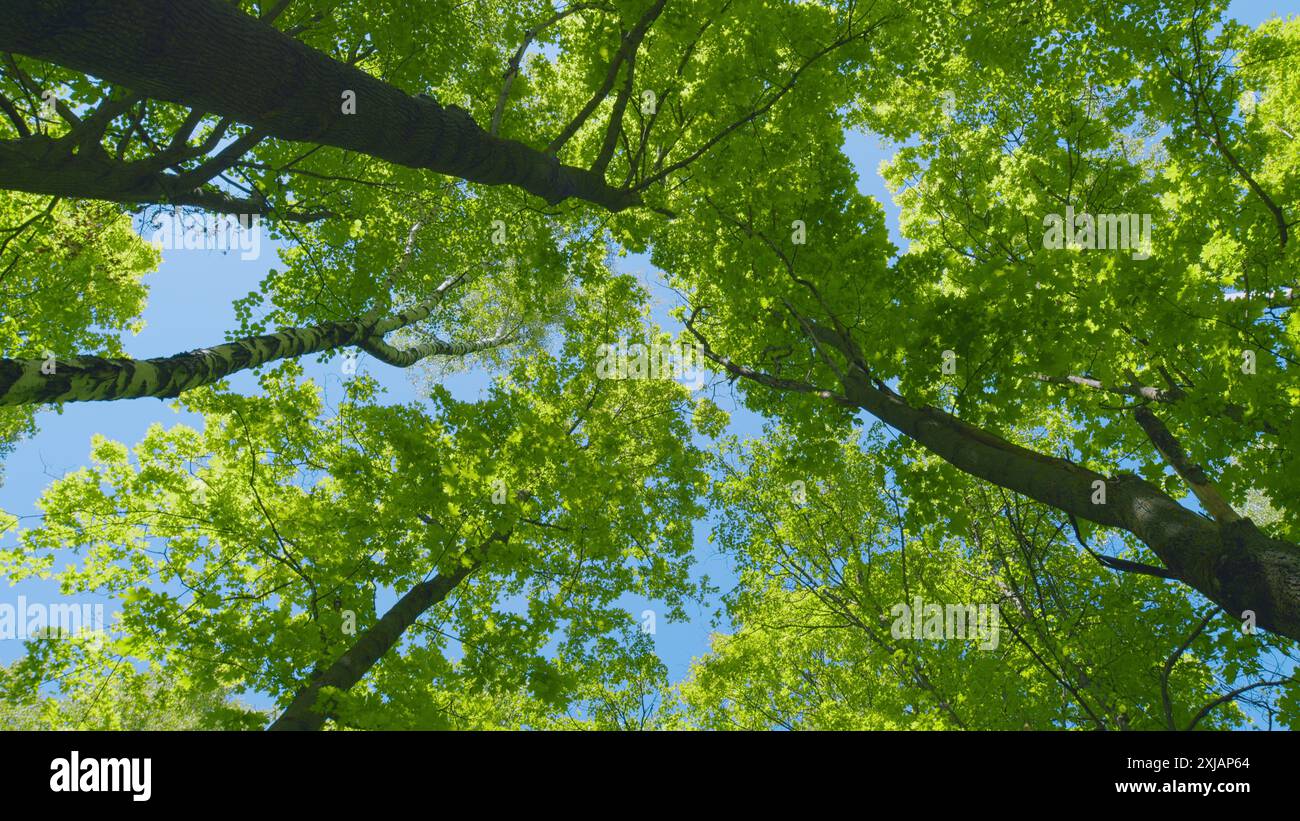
[0,0,883,214]
[654,5,1300,641]
[0,263,518,405]
[675,425,1295,729]
[0,0,1297,730]
[0,0,885,409]
[4,277,719,729]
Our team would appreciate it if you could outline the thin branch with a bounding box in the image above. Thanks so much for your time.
[637,13,893,191]
[1186,679,1289,730]
[1067,513,1179,580]
[1161,611,1215,730]
[1133,406,1241,524]
[0,90,30,136]
[545,0,667,155]
[490,3,605,136]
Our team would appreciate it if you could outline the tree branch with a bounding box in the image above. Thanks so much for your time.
[267,531,509,731]
[0,0,640,210]
[545,0,666,156]
[1133,405,1242,524]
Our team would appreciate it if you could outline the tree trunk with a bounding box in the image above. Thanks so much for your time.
[0,320,370,405]
[833,365,1300,643]
[0,0,637,211]
[269,557,486,731]
[0,291,504,404]
[702,318,1300,643]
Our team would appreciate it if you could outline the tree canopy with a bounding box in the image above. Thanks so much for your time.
[0,0,1296,730]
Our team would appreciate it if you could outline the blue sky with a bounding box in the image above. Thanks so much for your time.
[2,0,1297,718]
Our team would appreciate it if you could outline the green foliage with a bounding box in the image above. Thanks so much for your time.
[675,425,1291,729]
[4,277,717,728]
[1,0,1297,729]
[0,646,263,730]
[0,193,156,474]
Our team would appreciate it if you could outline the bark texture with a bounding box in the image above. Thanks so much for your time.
[0,321,367,405]
[691,314,1300,643]
[0,135,278,214]
[0,0,638,210]
[269,530,508,731]
[0,294,508,405]
[831,346,1300,643]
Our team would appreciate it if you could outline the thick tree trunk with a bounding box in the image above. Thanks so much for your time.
[268,565,475,731]
[699,318,1300,643]
[832,364,1300,643]
[0,0,637,211]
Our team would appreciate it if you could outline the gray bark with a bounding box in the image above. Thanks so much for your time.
[692,314,1300,643]
[821,330,1300,643]
[0,292,512,405]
